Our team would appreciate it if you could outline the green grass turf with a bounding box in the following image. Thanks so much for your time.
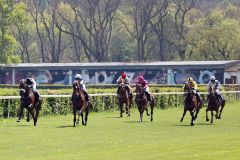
[1,102,240,160]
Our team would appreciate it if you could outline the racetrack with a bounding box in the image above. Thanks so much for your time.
[1,102,240,160]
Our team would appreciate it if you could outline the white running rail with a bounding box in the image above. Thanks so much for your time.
[0,91,240,99]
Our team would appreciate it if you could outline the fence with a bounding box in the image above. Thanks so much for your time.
[0,91,240,118]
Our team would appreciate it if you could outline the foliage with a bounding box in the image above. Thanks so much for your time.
[0,84,239,117]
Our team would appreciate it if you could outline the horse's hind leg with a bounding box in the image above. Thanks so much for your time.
[73,110,76,127]
[33,108,40,126]
[219,100,225,119]
[145,108,150,116]
[180,108,187,122]
[84,108,89,126]
[119,103,123,117]
[194,109,199,121]
[150,104,154,122]
[28,109,36,126]
[211,111,214,123]
[206,108,210,122]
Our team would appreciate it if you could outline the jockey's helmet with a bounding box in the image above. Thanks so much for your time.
[121,72,126,78]
[210,76,216,81]
[138,76,144,82]
[188,77,193,82]
[75,74,81,80]
[25,77,32,85]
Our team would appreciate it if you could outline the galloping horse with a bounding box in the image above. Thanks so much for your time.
[117,83,133,117]
[17,79,41,126]
[135,84,156,122]
[72,81,90,127]
[180,84,201,126]
[206,85,225,123]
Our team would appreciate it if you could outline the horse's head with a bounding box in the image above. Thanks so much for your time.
[19,79,27,97]
[73,80,81,94]
[135,84,144,96]
[118,83,127,91]
[209,85,215,94]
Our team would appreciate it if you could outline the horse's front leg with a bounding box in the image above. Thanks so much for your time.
[17,105,24,122]
[190,111,195,126]
[119,102,123,117]
[73,110,76,127]
[138,106,144,122]
[180,108,187,122]
[26,110,30,122]
[126,101,130,117]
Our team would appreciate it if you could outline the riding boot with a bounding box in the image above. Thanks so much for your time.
[83,90,90,102]
[196,93,202,108]
[126,86,131,97]
[145,91,152,102]
[218,94,224,103]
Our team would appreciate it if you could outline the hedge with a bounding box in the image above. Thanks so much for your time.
[0,85,240,118]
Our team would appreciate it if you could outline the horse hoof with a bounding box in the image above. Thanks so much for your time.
[206,119,209,122]
[191,123,195,126]
[147,114,150,116]
[17,120,21,122]
[180,119,183,123]
[26,119,30,122]
[211,121,213,123]
[151,118,153,122]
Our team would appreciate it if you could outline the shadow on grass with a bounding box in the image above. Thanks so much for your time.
[3,124,32,127]
[171,124,192,127]
[104,116,122,119]
[57,125,74,128]
[196,122,214,126]
[124,120,148,123]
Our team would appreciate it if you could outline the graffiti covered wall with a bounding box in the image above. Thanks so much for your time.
[0,68,224,84]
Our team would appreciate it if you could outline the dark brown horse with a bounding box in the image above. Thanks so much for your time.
[206,86,225,123]
[72,81,90,127]
[117,83,133,117]
[180,84,201,126]
[17,79,41,126]
[135,84,156,122]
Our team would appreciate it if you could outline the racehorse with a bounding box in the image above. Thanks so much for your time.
[117,83,133,117]
[72,81,90,127]
[17,79,41,126]
[180,84,201,126]
[206,85,225,123]
[135,84,156,122]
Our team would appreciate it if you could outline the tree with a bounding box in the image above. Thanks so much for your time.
[0,0,22,64]
[58,0,120,62]
[186,5,240,60]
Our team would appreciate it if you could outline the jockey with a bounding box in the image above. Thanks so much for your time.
[207,76,224,102]
[24,77,40,107]
[116,72,132,96]
[73,74,90,102]
[183,77,201,105]
[137,76,152,102]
